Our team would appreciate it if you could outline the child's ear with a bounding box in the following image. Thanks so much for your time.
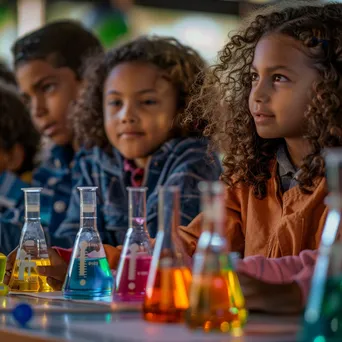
[7,144,25,173]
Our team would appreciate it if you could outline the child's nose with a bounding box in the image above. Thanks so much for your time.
[120,104,138,123]
[31,97,48,118]
[252,81,271,104]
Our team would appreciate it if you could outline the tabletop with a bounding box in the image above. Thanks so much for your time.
[0,294,302,342]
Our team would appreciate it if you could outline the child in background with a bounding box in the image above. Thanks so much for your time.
[8,20,103,248]
[52,36,221,253]
[0,82,40,253]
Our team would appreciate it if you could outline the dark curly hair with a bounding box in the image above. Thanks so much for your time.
[185,2,342,199]
[0,82,40,174]
[73,35,206,150]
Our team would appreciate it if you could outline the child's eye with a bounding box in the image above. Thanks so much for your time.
[250,73,259,82]
[141,99,158,106]
[108,99,122,107]
[273,74,289,82]
[41,83,56,93]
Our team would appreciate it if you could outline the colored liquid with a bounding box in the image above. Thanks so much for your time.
[0,254,6,282]
[9,259,52,293]
[115,254,152,302]
[185,270,247,335]
[300,276,342,341]
[63,257,113,299]
[143,266,192,323]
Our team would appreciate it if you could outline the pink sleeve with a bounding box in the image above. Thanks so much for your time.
[236,250,317,304]
[52,247,72,264]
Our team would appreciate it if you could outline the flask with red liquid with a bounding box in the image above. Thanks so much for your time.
[115,187,152,302]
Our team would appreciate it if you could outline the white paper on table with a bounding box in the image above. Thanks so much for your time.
[70,319,299,342]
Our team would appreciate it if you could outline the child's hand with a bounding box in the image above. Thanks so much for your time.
[237,271,303,314]
[103,244,122,269]
[4,247,17,285]
[37,248,68,290]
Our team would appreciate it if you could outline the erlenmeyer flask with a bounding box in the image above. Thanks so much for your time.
[143,186,191,323]
[115,187,152,301]
[9,188,53,293]
[185,182,247,335]
[63,187,113,299]
[0,223,8,295]
[300,149,342,341]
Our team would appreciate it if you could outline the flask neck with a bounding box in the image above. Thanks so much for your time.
[25,208,40,221]
[80,210,97,229]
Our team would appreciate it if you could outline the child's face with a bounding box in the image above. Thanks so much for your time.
[0,145,23,174]
[16,60,81,146]
[248,34,319,140]
[103,62,178,166]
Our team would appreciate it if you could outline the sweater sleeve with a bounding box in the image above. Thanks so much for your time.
[236,249,317,305]
[53,244,122,270]
[177,184,245,259]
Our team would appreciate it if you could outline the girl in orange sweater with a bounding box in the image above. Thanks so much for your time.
[174,2,342,312]
[180,2,342,259]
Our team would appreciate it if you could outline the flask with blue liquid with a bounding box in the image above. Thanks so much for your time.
[62,187,113,299]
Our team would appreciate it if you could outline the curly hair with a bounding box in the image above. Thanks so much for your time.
[73,36,206,150]
[0,82,40,174]
[185,2,342,199]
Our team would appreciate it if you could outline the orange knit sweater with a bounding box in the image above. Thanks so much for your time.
[178,161,328,259]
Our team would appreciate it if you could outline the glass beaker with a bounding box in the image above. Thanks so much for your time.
[9,188,52,292]
[185,181,247,335]
[115,187,152,302]
[63,187,113,299]
[143,186,191,323]
[300,148,342,341]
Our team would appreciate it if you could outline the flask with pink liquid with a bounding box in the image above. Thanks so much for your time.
[114,187,152,301]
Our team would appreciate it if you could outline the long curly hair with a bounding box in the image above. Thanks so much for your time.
[73,36,206,150]
[185,2,342,199]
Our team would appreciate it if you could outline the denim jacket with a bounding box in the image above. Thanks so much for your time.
[0,145,74,253]
[33,144,74,238]
[0,171,28,254]
[55,137,222,247]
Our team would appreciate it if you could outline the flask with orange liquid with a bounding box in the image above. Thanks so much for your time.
[143,186,191,323]
[185,182,247,335]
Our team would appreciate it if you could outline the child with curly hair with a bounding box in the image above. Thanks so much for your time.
[48,36,221,252]
[0,82,40,253]
[177,1,342,312]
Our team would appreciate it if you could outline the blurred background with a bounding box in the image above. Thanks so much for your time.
[0,0,333,67]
